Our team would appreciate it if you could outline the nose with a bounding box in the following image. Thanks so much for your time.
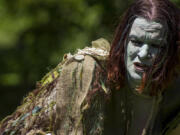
[138,44,149,59]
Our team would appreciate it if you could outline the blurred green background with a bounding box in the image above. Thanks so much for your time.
[0,0,180,120]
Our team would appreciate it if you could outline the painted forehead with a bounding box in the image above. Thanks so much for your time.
[129,17,168,44]
[133,17,165,30]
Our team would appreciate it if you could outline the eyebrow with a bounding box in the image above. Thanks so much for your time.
[128,34,167,46]
[129,35,139,40]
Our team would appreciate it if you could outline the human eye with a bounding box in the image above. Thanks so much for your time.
[151,44,164,49]
[130,39,143,47]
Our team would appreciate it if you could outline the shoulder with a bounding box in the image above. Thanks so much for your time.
[0,38,110,135]
[55,38,110,134]
[63,38,110,68]
[55,38,110,96]
[58,38,110,98]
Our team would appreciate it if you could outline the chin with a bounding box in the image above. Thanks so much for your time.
[129,72,142,82]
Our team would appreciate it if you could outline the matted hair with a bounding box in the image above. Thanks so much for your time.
[107,0,180,95]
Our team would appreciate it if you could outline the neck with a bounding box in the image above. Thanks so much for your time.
[127,74,142,91]
[127,74,153,95]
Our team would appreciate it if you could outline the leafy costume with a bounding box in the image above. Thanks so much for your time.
[0,38,180,135]
[0,38,110,135]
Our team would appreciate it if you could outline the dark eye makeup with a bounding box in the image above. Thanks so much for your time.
[151,44,164,49]
[151,44,159,48]
[129,35,165,49]
[130,38,164,49]
[130,39,143,46]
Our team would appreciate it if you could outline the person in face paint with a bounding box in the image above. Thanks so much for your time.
[0,0,180,135]
[108,0,180,95]
[125,17,168,92]
[107,0,180,134]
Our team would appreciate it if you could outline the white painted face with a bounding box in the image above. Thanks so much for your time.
[125,17,168,88]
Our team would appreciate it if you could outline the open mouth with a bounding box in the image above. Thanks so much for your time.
[134,62,149,72]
